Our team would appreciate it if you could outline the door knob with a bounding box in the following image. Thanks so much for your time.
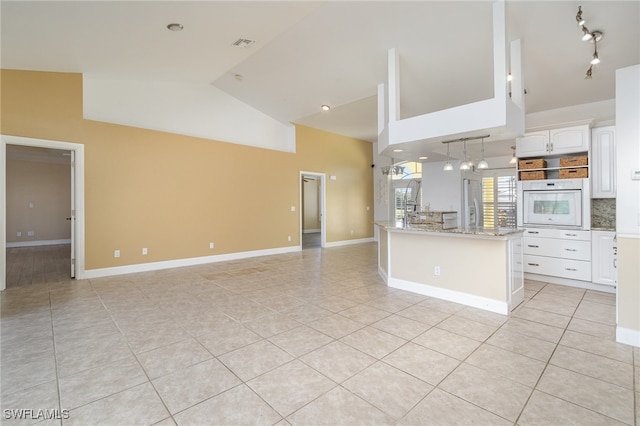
[66,217,72,220]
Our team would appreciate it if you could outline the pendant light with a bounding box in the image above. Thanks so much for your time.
[509,146,517,164]
[459,141,470,170]
[443,142,453,171]
[477,137,489,169]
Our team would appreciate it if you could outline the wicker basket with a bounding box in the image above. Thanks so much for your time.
[560,155,588,167]
[518,158,547,169]
[559,168,588,179]
[520,170,547,180]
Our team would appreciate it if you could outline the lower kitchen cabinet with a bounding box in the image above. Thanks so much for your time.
[523,227,591,282]
[592,231,617,286]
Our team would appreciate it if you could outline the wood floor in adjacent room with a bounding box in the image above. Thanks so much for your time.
[5,244,71,288]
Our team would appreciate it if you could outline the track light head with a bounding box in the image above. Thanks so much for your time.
[576,6,586,26]
[581,26,593,41]
[585,65,593,79]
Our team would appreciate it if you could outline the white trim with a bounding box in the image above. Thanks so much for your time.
[616,326,640,348]
[84,245,301,279]
[377,265,388,284]
[524,272,616,294]
[1,135,86,290]
[7,239,71,248]
[324,237,375,248]
[616,233,640,239]
[388,277,509,315]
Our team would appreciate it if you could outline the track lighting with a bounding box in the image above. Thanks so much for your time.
[575,6,604,78]
[441,134,490,172]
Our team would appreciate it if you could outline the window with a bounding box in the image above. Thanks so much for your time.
[389,162,422,225]
[482,175,516,228]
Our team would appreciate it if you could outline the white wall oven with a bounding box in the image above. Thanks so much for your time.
[517,178,590,230]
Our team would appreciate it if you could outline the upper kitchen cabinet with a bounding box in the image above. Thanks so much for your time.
[591,126,616,198]
[516,124,590,157]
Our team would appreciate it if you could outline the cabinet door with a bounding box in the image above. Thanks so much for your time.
[508,238,524,311]
[516,131,549,157]
[592,231,617,286]
[591,126,616,198]
[549,125,590,154]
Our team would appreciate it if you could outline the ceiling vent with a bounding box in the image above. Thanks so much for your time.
[232,38,256,48]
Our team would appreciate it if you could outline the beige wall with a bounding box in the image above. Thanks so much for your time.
[617,237,640,333]
[6,158,71,243]
[1,69,373,271]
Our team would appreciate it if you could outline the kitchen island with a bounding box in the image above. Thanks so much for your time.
[376,222,525,315]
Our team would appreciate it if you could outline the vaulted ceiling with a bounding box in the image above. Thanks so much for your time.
[2,1,639,159]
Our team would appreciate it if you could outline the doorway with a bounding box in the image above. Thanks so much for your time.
[300,172,325,249]
[1,135,85,291]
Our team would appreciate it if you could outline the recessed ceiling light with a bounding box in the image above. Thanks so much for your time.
[234,74,243,81]
[393,149,403,153]
[321,105,330,111]
[167,23,183,32]
[419,156,428,160]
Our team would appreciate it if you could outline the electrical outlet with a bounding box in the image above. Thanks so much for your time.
[17,231,22,237]
[209,242,214,249]
[287,236,292,242]
[114,250,120,258]
[142,248,148,255]
[434,266,441,276]
[27,231,35,236]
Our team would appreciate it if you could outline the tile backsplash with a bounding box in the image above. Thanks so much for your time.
[591,198,616,229]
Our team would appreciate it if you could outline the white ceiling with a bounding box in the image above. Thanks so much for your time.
[2,1,639,161]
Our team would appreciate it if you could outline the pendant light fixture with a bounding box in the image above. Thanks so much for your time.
[443,142,453,171]
[509,146,517,164]
[460,141,470,170]
[477,137,489,169]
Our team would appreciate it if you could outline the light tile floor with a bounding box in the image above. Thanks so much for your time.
[1,243,638,425]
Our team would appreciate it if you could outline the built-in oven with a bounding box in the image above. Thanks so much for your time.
[517,178,590,230]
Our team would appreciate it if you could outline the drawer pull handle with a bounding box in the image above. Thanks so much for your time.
[527,263,539,267]
[565,268,578,271]
[565,233,578,237]
[527,245,539,248]
[527,231,540,234]
[564,248,577,252]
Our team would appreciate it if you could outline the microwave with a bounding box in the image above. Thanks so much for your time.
[517,178,590,230]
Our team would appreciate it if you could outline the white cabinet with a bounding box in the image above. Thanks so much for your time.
[508,237,524,310]
[591,126,616,198]
[592,231,617,286]
[523,227,591,282]
[516,125,590,157]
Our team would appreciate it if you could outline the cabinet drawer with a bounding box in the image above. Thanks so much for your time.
[524,255,591,281]
[523,228,591,241]
[523,237,591,261]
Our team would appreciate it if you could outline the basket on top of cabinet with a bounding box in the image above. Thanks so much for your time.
[520,170,547,180]
[559,168,589,178]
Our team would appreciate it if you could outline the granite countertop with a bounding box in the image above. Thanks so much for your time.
[375,222,524,237]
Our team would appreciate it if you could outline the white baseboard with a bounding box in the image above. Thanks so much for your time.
[524,273,616,294]
[324,237,374,248]
[388,277,509,315]
[82,245,301,279]
[377,266,388,284]
[616,326,640,348]
[6,239,71,248]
